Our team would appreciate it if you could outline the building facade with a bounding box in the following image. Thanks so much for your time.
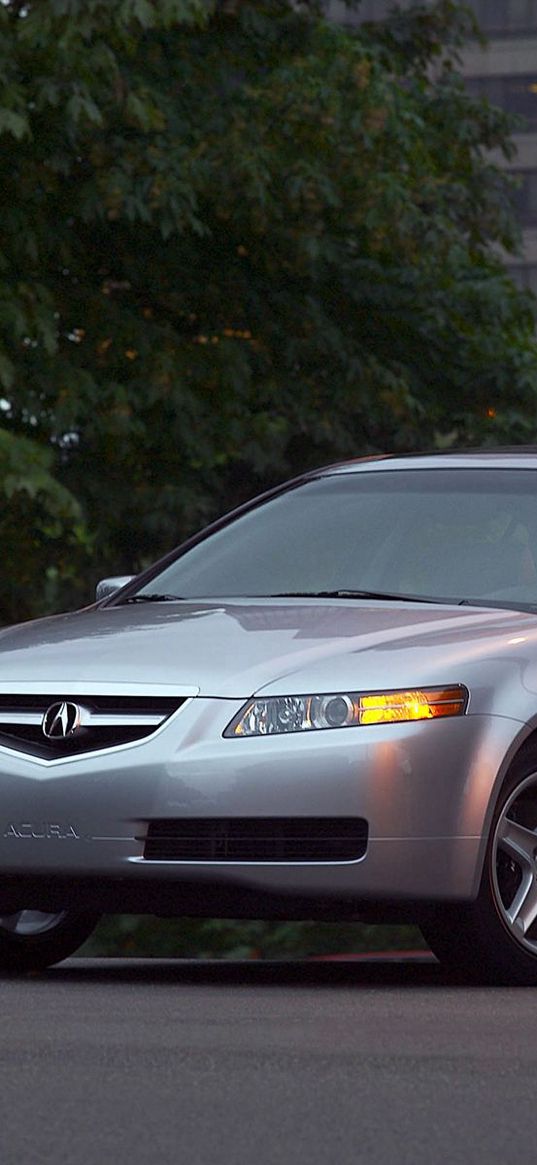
[325,1,537,294]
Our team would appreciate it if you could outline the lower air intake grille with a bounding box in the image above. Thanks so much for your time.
[143,818,368,863]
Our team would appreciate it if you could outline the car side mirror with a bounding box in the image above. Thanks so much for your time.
[95,576,135,602]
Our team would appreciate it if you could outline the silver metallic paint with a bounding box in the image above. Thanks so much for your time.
[1,453,537,916]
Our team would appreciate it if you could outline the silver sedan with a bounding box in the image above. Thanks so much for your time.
[2,450,537,982]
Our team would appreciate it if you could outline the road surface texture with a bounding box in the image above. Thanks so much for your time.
[1,956,536,1165]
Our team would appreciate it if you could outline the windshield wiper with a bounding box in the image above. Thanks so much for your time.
[119,593,184,604]
[270,590,450,604]
[458,598,537,612]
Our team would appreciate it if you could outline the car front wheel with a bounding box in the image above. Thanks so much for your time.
[0,910,100,973]
[422,742,537,985]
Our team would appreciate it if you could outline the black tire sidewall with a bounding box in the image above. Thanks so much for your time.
[0,911,100,973]
[422,741,537,984]
[475,742,537,982]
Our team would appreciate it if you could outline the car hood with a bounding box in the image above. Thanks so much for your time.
[0,598,535,698]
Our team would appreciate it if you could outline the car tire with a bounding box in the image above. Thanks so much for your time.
[421,742,537,985]
[0,910,100,973]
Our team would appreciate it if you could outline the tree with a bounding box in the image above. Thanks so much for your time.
[0,0,536,618]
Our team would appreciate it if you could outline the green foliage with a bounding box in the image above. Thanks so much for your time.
[81,914,426,959]
[0,429,84,623]
[0,0,536,609]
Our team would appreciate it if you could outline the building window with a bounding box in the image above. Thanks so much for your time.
[471,0,537,35]
[511,171,537,226]
[324,0,394,23]
[465,75,537,130]
[326,1,537,34]
[507,265,537,296]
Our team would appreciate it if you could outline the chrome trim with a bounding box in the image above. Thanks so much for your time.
[78,712,164,727]
[0,696,197,767]
[42,702,84,739]
[129,855,368,867]
[0,710,164,727]
[0,712,43,725]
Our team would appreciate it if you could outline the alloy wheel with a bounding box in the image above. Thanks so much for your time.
[492,771,537,955]
[0,911,68,937]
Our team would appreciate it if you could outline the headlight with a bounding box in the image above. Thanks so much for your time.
[224,685,468,737]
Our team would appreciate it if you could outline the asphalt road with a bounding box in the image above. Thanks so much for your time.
[1,956,537,1165]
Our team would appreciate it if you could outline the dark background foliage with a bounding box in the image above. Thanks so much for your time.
[1,0,536,622]
[81,915,425,959]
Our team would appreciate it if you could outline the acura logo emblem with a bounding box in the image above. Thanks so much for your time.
[42,701,83,739]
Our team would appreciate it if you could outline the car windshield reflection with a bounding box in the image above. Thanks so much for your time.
[123,469,537,614]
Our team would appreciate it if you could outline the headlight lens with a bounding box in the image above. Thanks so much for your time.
[225,685,468,737]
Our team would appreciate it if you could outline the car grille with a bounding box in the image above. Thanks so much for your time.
[0,695,187,760]
[143,818,368,863]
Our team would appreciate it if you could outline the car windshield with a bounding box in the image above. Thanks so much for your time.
[129,468,537,609]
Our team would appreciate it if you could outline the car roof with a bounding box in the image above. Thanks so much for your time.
[318,448,537,476]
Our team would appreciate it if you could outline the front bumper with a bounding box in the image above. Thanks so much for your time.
[0,697,516,914]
